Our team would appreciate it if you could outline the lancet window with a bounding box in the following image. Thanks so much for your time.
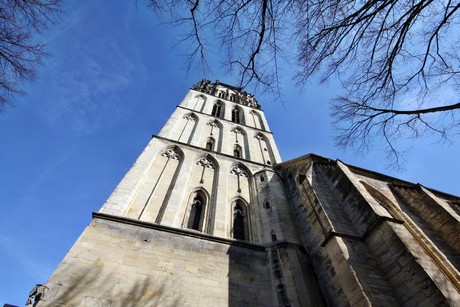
[250,110,265,130]
[206,137,215,151]
[211,102,223,118]
[233,199,248,240]
[231,106,243,124]
[233,144,242,158]
[186,190,207,231]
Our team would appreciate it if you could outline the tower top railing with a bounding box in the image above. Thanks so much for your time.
[191,79,261,109]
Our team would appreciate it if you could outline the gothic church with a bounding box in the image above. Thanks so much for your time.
[31,80,460,306]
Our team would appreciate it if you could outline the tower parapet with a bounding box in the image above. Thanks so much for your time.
[191,79,261,109]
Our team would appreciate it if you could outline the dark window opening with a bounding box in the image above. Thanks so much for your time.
[260,175,265,182]
[267,160,271,165]
[264,200,270,209]
[232,108,240,123]
[211,103,222,117]
[187,193,205,231]
[233,201,246,240]
[206,138,214,151]
[271,232,277,242]
[274,269,282,279]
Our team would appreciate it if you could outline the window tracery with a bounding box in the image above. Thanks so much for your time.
[211,102,223,118]
[231,126,243,143]
[207,120,220,136]
[205,138,215,151]
[232,107,242,123]
[233,200,247,240]
[196,156,215,184]
[233,145,242,158]
[186,191,206,231]
[161,148,181,160]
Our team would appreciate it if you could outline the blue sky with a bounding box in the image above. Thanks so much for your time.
[1,0,459,304]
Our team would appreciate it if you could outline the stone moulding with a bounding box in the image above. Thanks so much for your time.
[92,212,265,251]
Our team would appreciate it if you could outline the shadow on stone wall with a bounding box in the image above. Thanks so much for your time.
[42,260,181,306]
[227,244,273,306]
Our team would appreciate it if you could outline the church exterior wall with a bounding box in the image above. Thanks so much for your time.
[29,81,459,306]
[37,214,324,307]
[39,215,275,306]
[276,153,460,306]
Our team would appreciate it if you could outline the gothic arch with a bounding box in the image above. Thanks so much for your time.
[255,132,274,165]
[192,94,206,112]
[229,162,251,177]
[231,126,250,159]
[179,112,198,144]
[229,162,252,194]
[205,137,215,151]
[233,144,243,158]
[197,153,219,175]
[206,119,223,152]
[182,188,210,232]
[230,197,251,241]
[231,105,245,124]
[127,145,185,223]
[250,110,265,130]
[154,145,186,223]
[211,100,225,118]
[179,154,219,234]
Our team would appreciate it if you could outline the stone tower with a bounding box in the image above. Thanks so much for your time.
[30,80,460,306]
[34,80,324,306]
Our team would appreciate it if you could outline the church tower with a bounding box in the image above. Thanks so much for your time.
[28,80,460,306]
[34,80,324,306]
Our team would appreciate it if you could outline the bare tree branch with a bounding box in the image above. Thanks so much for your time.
[147,0,460,168]
[0,0,61,111]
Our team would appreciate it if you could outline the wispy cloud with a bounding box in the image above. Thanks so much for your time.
[0,234,52,281]
[35,2,141,136]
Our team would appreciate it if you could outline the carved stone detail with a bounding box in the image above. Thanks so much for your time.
[161,148,181,160]
[255,133,265,140]
[191,79,218,96]
[230,165,248,177]
[183,114,196,121]
[207,120,220,128]
[191,79,260,109]
[26,284,48,307]
[196,157,215,169]
[231,127,243,135]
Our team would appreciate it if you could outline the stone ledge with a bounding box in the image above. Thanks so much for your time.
[93,212,266,251]
[321,216,404,247]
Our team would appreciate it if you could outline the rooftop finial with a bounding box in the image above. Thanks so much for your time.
[191,80,260,109]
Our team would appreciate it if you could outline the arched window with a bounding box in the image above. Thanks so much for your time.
[233,144,242,158]
[232,107,241,123]
[186,191,206,231]
[233,200,247,240]
[193,95,206,111]
[206,138,215,151]
[211,102,223,118]
[250,110,265,130]
[263,200,270,209]
[271,230,277,242]
[255,133,274,165]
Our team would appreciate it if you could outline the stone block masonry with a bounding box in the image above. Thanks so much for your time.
[38,213,275,306]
